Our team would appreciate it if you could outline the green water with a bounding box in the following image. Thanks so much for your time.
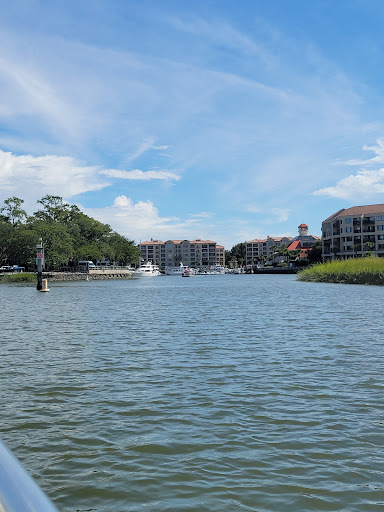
[1,275,384,511]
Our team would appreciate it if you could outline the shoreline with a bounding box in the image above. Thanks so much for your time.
[0,271,134,282]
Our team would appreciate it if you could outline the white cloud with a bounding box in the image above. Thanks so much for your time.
[271,208,291,222]
[244,205,261,214]
[152,145,170,150]
[100,169,181,181]
[314,168,384,199]
[188,211,212,218]
[82,195,209,243]
[243,205,290,222]
[340,138,384,166]
[0,150,108,207]
[0,150,183,214]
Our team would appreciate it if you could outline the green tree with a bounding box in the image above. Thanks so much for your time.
[33,195,76,223]
[1,195,138,270]
[1,197,27,225]
[227,243,246,267]
[0,220,13,263]
[307,240,323,263]
[31,220,74,269]
[364,241,375,254]
[105,233,140,265]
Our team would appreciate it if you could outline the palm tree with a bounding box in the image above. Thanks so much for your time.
[364,241,375,256]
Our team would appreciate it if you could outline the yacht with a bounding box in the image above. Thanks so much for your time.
[165,262,188,275]
[196,265,225,275]
[131,261,161,277]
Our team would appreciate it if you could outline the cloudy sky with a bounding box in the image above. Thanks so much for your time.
[1,0,384,248]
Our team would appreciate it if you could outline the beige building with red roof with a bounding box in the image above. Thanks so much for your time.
[246,236,292,265]
[139,238,225,269]
[287,224,320,258]
[322,204,384,260]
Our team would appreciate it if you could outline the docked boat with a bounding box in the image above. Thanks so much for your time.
[196,265,225,275]
[131,261,161,277]
[182,268,194,277]
[165,262,188,275]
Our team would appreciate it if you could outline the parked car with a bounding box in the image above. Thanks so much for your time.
[11,265,25,272]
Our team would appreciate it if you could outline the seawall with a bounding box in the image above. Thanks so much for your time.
[45,270,133,281]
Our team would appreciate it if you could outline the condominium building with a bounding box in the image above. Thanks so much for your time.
[246,236,292,265]
[139,239,225,269]
[322,204,384,260]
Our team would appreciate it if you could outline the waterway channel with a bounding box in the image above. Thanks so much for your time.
[1,274,384,511]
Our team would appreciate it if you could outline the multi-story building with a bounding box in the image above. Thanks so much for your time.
[322,204,384,260]
[246,236,292,265]
[287,224,321,257]
[139,239,225,269]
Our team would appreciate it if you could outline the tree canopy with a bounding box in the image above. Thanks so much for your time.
[0,195,140,270]
[225,242,246,267]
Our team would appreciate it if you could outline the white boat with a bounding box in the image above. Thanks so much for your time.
[165,262,188,275]
[131,261,161,277]
[196,265,225,275]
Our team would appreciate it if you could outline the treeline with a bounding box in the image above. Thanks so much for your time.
[0,196,140,270]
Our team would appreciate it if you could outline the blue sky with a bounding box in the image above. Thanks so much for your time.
[1,0,384,249]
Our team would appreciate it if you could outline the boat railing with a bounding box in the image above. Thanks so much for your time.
[0,438,59,511]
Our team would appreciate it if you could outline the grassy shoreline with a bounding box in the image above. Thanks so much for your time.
[297,257,384,285]
[0,272,36,283]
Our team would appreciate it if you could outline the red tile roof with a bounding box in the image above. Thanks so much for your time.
[287,240,301,250]
[141,239,221,245]
[190,239,217,244]
[246,236,292,244]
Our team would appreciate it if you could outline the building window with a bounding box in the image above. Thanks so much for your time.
[345,218,351,223]
[346,227,352,233]
[377,216,383,221]
[378,225,384,231]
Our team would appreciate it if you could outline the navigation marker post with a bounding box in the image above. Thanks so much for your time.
[36,239,45,291]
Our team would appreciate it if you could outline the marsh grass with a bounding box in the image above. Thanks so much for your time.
[297,257,384,285]
[0,272,36,283]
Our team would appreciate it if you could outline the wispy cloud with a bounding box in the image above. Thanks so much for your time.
[152,145,170,150]
[100,169,181,181]
[165,15,272,65]
[0,53,80,142]
[188,211,212,218]
[244,204,261,214]
[338,138,384,166]
[271,208,291,222]
[125,138,156,163]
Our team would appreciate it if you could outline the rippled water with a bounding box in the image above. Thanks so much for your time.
[1,274,384,511]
